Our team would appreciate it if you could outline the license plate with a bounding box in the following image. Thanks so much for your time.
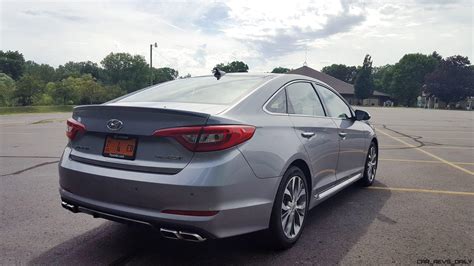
[103,135,137,160]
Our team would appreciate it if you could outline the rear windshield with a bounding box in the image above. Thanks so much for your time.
[118,75,271,105]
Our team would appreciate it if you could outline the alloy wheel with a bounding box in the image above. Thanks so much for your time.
[281,175,307,239]
[367,146,377,182]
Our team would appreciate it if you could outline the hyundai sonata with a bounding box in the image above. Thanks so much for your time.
[59,72,378,249]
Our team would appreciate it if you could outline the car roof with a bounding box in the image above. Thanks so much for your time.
[187,73,333,89]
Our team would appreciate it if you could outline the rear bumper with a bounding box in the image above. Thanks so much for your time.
[59,147,280,238]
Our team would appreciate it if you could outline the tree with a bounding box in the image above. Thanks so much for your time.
[0,50,25,80]
[56,61,102,81]
[271,67,290,73]
[425,55,474,104]
[56,63,81,80]
[47,75,126,105]
[23,61,56,83]
[14,74,45,106]
[101,53,149,92]
[152,67,178,84]
[215,61,249,73]
[75,75,126,104]
[50,78,79,105]
[321,64,358,84]
[59,74,106,105]
[390,53,438,106]
[431,51,443,62]
[373,64,394,93]
[179,73,192,79]
[103,84,127,101]
[78,77,106,104]
[354,55,375,99]
[0,73,16,106]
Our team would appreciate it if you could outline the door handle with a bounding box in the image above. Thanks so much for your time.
[301,132,316,139]
[338,132,347,139]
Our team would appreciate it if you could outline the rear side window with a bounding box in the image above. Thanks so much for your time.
[286,82,325,116]
[118,75,271,105]
[265,89,287,113]
[315,85,352,119]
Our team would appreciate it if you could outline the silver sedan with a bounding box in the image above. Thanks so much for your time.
[59,73,378,249]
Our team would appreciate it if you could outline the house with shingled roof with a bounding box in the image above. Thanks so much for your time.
[288,65,391,106]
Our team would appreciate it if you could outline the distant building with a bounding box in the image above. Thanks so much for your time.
[288,66,391,106]
[418,87,473,110]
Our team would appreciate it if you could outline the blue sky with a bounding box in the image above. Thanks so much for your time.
[0,0,472,76]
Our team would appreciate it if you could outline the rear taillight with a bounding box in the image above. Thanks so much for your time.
[153,125,256,152]
[66,118,86,140]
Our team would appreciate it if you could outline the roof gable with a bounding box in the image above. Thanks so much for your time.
[288,66,355,94]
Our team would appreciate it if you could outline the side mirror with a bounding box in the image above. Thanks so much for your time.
[354,109,371,121]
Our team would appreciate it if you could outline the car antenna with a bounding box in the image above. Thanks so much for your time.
[212,67,226,80]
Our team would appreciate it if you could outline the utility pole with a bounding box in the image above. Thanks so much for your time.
[150,42,157,86]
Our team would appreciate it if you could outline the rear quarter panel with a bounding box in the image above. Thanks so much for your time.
[237,114,309,178]
[209,75,312,179]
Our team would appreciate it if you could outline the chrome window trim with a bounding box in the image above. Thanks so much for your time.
[263,79,329,118]
[312,82,355,120]
[289,113,334,119]
[263,85,288,116]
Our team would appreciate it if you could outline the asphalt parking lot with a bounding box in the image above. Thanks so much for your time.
[1,107,473,265]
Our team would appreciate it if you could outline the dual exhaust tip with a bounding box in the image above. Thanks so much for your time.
[160,228,207,242]
[61,201,206,242]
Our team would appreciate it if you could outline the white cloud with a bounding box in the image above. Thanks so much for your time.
[0,0,472,76]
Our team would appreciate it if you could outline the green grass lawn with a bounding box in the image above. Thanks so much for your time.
[0,105,74,115]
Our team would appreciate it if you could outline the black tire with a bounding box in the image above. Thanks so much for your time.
[359,141,378,187]
[267,166,309,250]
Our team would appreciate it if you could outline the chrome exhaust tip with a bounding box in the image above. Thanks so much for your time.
[159,228,206,242]
[61,201,78,213]
[160,228,180,240]
[179,231,206,242]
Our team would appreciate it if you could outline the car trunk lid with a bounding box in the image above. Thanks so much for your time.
[68,104,210,174]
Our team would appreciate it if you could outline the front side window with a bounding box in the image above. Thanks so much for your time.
[286,82,325,116]
[315,85,352,119]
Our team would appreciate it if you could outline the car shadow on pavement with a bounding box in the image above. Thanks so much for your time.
[30,181,391,265]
